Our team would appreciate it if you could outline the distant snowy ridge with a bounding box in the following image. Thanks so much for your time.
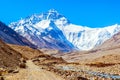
[61,24,120,50]
[9,9,120,51]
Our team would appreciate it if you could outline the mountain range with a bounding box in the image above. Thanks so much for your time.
[8,9,120,51]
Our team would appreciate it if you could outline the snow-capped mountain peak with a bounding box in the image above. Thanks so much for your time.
[48,9,58,13]
[9,9,120,51]
[47,9,59,19]
[9,9,75,51]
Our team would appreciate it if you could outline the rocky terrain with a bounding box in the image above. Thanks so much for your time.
[0,39,120,80]
[30,49,120,80]
[0,41,65,80]
[4,60,65,80]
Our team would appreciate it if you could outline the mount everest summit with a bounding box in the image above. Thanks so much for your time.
[9,9,120,51]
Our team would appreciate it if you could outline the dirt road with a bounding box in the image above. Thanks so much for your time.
[5,60,64,80]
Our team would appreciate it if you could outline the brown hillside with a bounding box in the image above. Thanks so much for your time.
[8,44,43,60]
[0,40,21,69]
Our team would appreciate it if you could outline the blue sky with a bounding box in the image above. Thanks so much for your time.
[0,0,120,27]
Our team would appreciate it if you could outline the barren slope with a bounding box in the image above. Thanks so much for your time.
[0,40,21,69]
[8,44,43,60]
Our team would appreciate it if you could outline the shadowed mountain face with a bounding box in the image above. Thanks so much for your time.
[0,21,36,48]
[0,39,21,69]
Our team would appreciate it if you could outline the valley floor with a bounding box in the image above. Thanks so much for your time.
[1,44,120,80]
[1,55,120,80]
